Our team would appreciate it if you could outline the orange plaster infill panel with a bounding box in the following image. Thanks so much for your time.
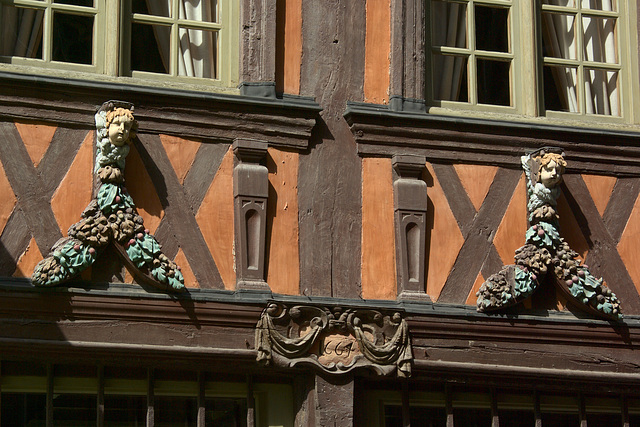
[283,0,302,95]
[425,162,465,301]
[13,237,43,278]
[159,134,201,184]
[557,193,588,261]
[465,271,485,305]
[617,192,640,295]
[50,131,94,235]
[493,175,527,265]
[15,122,57,168]
[361,157,396,300]
[453,164,498,212]
[0,160,16,235]
[364,0,390,104]
[582,174,617,217]
[124,144,164,234]
[174,247,199,289]
[196,146,235,290]
[266,148,300,295]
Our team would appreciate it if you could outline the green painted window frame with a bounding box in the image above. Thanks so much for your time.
[426,0,640,124]
[0,0,239,90]
[0,0,106,73]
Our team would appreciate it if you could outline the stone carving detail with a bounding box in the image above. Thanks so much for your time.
[476,148,621,319]
[32,101,185,292]
[256,302,412,377]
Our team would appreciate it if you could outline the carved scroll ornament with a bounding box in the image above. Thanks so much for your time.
[255,303,412,377]
[476,148,621,319]
[32,101,185,292]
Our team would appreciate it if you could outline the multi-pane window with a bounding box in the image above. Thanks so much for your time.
[431,0,514,107]
[0,361,291,426]
[428,0,635,121]
[0,0,239,87]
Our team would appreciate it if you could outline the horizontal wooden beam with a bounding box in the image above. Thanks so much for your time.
[345,101,640,177]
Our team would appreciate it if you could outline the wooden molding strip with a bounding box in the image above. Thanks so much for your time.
[0,72,320,150]
[345,102,640,176]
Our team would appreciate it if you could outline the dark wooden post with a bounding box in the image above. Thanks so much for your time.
[314,374,354,427]
[393,155,430,301]
[234,139,270,291]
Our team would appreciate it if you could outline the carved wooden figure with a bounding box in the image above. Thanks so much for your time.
[476,148,621,319]
[31,101,185,292]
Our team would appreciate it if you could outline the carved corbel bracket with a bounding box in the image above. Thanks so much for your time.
[255,302,413,377]
[233,138,270,291]
[392,155,430,301]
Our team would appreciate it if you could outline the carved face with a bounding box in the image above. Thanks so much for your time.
[108,115,133,146]
[539,159,562,188]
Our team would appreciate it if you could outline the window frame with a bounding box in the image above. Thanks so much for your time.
[0,0,240,90]
[425,0,640,125]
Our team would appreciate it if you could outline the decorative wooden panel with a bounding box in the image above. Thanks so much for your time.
[0,120,304,294]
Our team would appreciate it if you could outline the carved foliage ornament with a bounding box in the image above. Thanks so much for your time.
[476,148,621,319]
[32,101,185,292]
[255,303,413,377]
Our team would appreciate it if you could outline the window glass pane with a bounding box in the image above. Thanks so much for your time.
[584,68,619,115]
[411,406,447,427]
[133,0,171,17]
[543,0,575,6]
[498,410,535,427]
[477,58,511,106]
[155,396,197,427]
[431,1,467,48]
[541,13,577,60]
[52,12,93,64]
[433,54,468,102]
[104,395,147,426]
[453,408,492,427]
[205,397,247,427]
[475,5,509,53]
[1,392,46,426]
[581,0,616,12]
[0,5,44,59]
[541,412,580,426]
[53,393,97,426]
[131,23,170,74]
[544,65,578,112]
[586,413,622,426]
[582,16,617,64]
[54,0,94,6]
[179,0,218,23]
[178,27,217,78]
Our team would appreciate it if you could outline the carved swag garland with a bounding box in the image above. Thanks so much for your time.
[256,303,413,377]
[476,148,621,319]
[32,101,185,292]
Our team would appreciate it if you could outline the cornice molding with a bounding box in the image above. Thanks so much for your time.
[345,101,640,177]
[0,71,321,150]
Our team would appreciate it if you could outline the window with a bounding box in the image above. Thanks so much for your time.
[0,0,239,88]
[428,0,639,122]
[1,361,293,427]
[360,384,639,427]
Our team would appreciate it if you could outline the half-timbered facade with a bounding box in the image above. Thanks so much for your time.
[0,0,639,426]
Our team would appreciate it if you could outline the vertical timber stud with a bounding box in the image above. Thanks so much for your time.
[233,139,270,291]
[393,155,430,301]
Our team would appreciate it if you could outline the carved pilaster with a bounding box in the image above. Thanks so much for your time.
[233,139,270,291]
[392,155,430,301]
